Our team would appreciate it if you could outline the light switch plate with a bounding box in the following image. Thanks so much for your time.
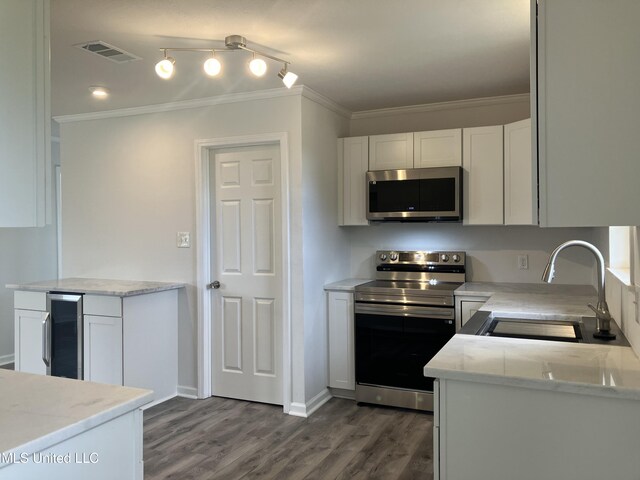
[177,232,191,248]
[517,254,528,270]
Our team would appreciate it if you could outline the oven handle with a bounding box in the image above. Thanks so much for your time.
[354,302,454,320]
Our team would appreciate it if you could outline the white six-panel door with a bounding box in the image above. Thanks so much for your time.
[211,145,283,405]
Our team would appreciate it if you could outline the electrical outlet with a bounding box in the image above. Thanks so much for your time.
[177,232,191,248]
[517,254,529,270]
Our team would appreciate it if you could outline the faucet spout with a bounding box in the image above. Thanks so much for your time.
[542,240,615,340]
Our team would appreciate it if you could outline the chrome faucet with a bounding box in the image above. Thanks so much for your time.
[542,240,616,339]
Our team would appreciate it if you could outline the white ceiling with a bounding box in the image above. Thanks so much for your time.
[51,0,530,116]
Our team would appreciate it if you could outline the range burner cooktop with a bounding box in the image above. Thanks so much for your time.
[354,250,466,306]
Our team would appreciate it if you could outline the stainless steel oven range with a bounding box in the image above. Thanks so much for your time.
[354,250,465,411]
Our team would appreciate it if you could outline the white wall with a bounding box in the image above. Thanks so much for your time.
[59,93,304,396]
[300,97,350,404]
[346,224,601,285]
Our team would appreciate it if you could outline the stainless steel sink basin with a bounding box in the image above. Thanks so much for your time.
[479,317,583,343]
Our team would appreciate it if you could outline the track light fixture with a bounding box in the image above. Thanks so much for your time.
[155,35,298,88]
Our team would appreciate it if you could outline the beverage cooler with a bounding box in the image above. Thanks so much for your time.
[44,293,83,379]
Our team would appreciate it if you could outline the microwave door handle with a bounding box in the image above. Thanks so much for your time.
[42,313,51,367]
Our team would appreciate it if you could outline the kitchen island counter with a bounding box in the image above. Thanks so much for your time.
[0,369,151,479]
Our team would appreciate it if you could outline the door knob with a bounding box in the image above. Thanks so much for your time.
[207,281,221,290]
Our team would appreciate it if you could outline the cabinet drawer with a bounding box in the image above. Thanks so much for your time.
[14,291,47,311]
[84,295,122,317]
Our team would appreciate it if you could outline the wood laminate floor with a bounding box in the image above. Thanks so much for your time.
[144,396,433,480]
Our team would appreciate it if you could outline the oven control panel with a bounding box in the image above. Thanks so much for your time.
[376,250,466,265]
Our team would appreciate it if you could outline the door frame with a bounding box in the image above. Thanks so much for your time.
[194,132,291,414]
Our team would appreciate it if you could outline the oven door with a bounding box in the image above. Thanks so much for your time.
[355,303,455,392]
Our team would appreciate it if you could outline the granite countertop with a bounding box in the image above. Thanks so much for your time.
[0,369,152,458]
[324,278,372,292]
[455,281,596,298]
[425,334,640,400]
[6,278,185,297]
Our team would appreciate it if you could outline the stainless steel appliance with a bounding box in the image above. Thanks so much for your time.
[354,250,465,411]
[45,293,83,379]
[366,167,462,222]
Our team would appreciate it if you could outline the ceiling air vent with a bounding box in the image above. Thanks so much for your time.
[75,41,141,63]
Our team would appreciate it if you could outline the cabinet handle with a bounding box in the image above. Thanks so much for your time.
[42,313,51,367]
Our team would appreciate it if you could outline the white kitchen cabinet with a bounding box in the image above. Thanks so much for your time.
[462,126,504,225]
[454,295,489,329]
[338,136,369,226]
[14,289,177,405]
[84,314,123,385]
[414,129,462,168]
[433,377,640,479]
[327,290,355,391]
[504,118,536,225]
[14,309,48,375]
[368,133,414,171]
[534,0,640,226]
[0,0,51,227]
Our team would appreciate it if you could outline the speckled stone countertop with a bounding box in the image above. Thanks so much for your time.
[324,278,372,292]
[6,278,185,297]
[455,282,596,298]
[0,369,152,458]
[479,292,596,319]
[425,334,640,400]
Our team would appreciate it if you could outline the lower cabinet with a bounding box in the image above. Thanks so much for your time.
[14,289,178,404]
[84,314,123,385]
[327,290,355,391]
[14,308,48,375]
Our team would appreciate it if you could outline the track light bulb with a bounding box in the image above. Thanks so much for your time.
[155,57,175,79]
[203,56,222,77]
[278,67,298,89]
[249,57,267,77]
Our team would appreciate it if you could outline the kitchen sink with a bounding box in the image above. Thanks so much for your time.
[462,311,631,346]
[479,317,583,343]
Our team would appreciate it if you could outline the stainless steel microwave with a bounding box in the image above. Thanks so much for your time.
[366,166,462,222]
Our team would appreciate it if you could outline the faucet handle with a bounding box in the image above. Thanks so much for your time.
[588,304,599,316]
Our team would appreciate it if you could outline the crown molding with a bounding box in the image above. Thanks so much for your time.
[351,93,530,120]
[299,86,352,118]
[53,86,306,124]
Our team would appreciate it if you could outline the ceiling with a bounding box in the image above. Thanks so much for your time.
[51,0,530,116]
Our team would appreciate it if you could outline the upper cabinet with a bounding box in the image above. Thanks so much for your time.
[534,0,640,226]
[414,129,462,168]
[462,126,504,225]
[504,118,536,225]
[338,137,369,226]
[368,133,414,171]
[0,0,51,227]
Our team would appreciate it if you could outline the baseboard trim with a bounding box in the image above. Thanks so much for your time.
[328,387,356,400]
[288,388,332,418]
[177,385,198,399]
[0,354,15,366]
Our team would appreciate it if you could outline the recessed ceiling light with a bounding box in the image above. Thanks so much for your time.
[89,86,109,98]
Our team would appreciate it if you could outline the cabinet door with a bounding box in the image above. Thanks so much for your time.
[338,137,369,226]
[327,291,355,390]
[460,300,486,326]
[536,0,640,226]
[0,0,51,227]
[15,309,48,375]
[368,133,414,171]
[414,129,462,168]
[463,126,504,225]
[504,119,536,225]
[84,315,123,385]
